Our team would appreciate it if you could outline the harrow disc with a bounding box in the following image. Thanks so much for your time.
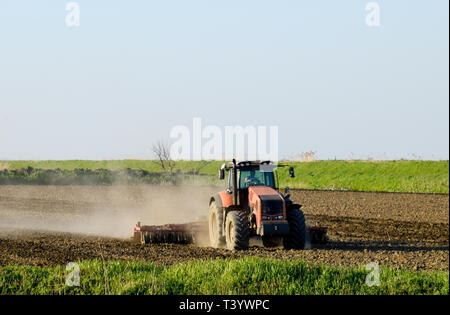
[132,223,196,245]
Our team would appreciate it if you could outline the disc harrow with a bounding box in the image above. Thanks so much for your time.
[132,222,204,244]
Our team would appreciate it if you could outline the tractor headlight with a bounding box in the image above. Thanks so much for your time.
[261,215,270,220]
[274,215,284,220]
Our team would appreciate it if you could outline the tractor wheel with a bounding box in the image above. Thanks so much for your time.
[283,209,306,250]
[209,200,225,248]
[262,236,282,248]
[225,211,249,250]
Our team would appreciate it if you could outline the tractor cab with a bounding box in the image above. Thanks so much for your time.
[238,165,277,189]
[219,160,294,208]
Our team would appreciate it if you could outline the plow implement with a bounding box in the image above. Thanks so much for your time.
[132,221,327,246]
[132,221,205,245]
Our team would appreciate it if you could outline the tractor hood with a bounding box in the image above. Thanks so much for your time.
[248,186,285,216]
[248,186,280,197]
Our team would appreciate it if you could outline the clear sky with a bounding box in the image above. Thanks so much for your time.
[0,0,448,160]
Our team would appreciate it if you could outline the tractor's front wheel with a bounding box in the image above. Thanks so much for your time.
[225,211,249,250]
[283,208,306,250]
[209,200,225,248]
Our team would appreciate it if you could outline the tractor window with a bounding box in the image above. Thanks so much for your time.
[239,168,276,189]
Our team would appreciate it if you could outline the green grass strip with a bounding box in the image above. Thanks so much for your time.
[1,258,448,295]
[1,160,448,193]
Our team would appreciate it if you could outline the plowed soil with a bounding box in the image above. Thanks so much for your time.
[0,186,448,271]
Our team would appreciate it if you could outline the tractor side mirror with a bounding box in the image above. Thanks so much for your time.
[219,169,225,180]
[289,167,295,178]
[284,187,290,199]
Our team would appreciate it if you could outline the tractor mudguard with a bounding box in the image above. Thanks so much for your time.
[287,203,302,210]
[217,191,234,208]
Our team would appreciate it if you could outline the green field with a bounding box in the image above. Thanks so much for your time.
[281,160,449,193]
[1,160,448,193]
[0,258,447,295]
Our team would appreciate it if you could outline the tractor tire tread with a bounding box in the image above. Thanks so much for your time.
[226,211,249,250]
[283,208,306,250]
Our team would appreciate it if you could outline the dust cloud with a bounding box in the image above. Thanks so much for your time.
[0,185,217,239]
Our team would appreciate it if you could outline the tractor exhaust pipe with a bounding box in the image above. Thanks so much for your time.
[232,158,238,205]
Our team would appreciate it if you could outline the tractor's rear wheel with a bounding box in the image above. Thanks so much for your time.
[209,200,225,248]
[225,211,249,250]
[283,209,306,250]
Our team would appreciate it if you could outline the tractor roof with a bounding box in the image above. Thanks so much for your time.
[221,160,286,171]
[237,160,272,166]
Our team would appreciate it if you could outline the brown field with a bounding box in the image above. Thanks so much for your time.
[0,186,448,271]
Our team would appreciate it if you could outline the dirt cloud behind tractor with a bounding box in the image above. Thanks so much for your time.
[0,185,214,239]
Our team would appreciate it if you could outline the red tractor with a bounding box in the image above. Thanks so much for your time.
[209,160,327,250]
[132,159,327,248]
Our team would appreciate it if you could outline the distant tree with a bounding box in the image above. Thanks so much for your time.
[152,140,176,174]
[193,160,211,175]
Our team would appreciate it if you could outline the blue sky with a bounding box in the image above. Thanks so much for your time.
[0,0,448,160]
